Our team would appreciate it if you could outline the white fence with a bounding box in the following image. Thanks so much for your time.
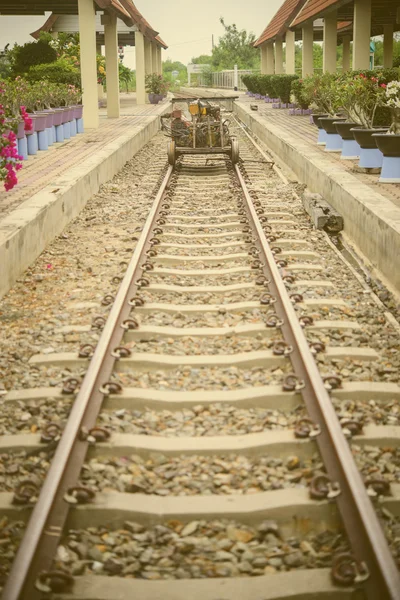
[197,69,259,91]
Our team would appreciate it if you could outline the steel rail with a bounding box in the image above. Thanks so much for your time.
[234,162,400,600]
[3,166,174,600]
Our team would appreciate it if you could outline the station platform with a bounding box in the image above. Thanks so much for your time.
[181,88,400,296]
[0,94,171,299]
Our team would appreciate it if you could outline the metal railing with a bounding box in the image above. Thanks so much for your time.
[196,69,260,91]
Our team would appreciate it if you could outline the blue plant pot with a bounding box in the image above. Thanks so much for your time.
[325,133,343,153]
[341,139,361,160]
[38,129,48,151]
[55,124,64,143]
[27,132,38,155]
[373,133,400,183]
[77,118,84,134]
[17,136,28,160]
[352,128,388,169]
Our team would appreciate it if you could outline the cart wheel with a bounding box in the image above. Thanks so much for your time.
[167,141,176,166]
[230,139,239,164]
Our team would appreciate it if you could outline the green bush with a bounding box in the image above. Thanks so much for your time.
[13,40,57,74]
[271,74,298,104]
[291,78,310,109]
[26,59,81,88]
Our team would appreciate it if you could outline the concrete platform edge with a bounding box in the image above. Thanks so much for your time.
[233,101,400,294]
[0,102,171,300]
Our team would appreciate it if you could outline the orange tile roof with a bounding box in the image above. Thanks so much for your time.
[120,0,168,47]
[254,0,308,46]
[291,0,345,27]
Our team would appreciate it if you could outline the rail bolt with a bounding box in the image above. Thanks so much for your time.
[265,314,284,328]
[309,474,340,500]
[299,315,314,328]
[331,553,369,586]
[141,263,154,272]
[146,249,158,258]
[294,418,319,438]
[36,571,74,593]
[101,294,115,306]
[78,344,95,359]
[64,486,95,504]
[128,296,145,307]
[91,316,106,330]
[111,346,132,358]
[99,381,123,395]
[365,477,391,497]
[112,276,122,284]
[323,375,342,390]
[251,261,262,270]
[273,341,293,356]
[62,377,80,395]
[310,342,326,355]
[13,480,39,505]
[87,427,111,443]
[276,259,287,268]
[340,419,363,437]
[290,293,303,304]
[150,237,160,246]
[153,227,163,235]
[260,293,276,305]
[283,375,305,392]
[121,318,139,330]
[136,277,150,288]
[40,423,62,444]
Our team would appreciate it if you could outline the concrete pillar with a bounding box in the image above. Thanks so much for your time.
[342,35,351,71]
[275,37,284,74]
[135,31,146,104]
[285,30,296,74]
[266,42,275,74]
[151,42,158,74]
[383,24,394,68]
[157,46,162,75]
[353,0,371,70]
[103,12,120,118]
[323,11,337,73]
[260,45,268,74]
[302,22,314,77]
[144,38,152,74]
[78,0,99,129]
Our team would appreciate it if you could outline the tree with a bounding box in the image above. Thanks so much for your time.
[209,18,259,70]
[191,54,212,64]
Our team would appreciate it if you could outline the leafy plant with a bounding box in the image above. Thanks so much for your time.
[12,40,57,75]
[291,78,310,109]
[26,59,81,87]
[271,75,298,104]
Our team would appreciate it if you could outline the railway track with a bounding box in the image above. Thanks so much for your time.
[1,113,400,600]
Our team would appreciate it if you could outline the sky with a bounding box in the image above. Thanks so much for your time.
[0,0,285,67]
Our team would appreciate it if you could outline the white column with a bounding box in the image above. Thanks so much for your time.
[383,24,394,68]
[78,0,99,128]
[157,46,162,75]
[342,35,351,71]
[266,42,275,74]
[323,11,337,73]
[260,45,268,74]
[353,0,371,70]
[275,37,284,74]
[151,42,158,73]
[135,31,146,104]
[302,22,314,77]
[103,12,120,118]
[144,38,152,74]
[285,30,296,74]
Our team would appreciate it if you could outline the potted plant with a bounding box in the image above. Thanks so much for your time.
[344,72,390,169]
[290,78,311,115]
[373,80,400,182]
[145,73,165,104]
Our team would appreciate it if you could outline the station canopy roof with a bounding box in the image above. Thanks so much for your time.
[290,0,400,36]
[254,0,355,46]
[0,0,167,48]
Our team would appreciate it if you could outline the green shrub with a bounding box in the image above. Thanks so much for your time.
[13,40,57,74]
[271,74,298,104]
[26,59,81,88]
[291,78,310,109]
